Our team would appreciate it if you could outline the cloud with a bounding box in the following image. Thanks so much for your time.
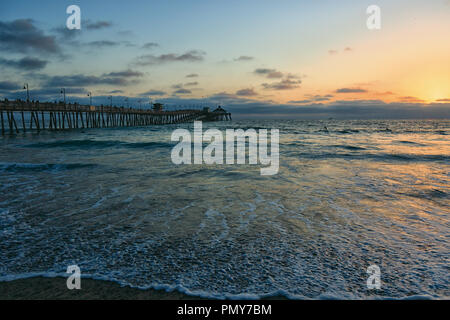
[43,70,142,88]
[344,47,353,52]
[134,50,205,66]
[0,56,48,70]
[52,26,81,41]
[185,82,198,86]
[289,100,312,104]
[173,88,192,95]
[85,20,113,30]
[335,88,367,93]
[262,78,301,90]
[142,42,159,49]
[289,94,333,104]
[328,50,338,55]
[44,75,127,87]
[103,70,144,77]
[234,56,254,61]
[236,88,258,96]
[87,40,120,48]
[139,90,166,96]
[109,90,124,94]
[374,91,395,96]
[0,19,61,54]
[186,73,199,78]
[0,81,21,91]
[0,86,88,101]
[254,68,284,79]
[436,98,450,102]
[399,96,425,103]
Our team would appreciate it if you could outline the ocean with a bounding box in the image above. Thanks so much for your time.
[0,119,449,299]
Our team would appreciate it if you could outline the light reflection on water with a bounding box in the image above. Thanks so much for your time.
[0,119,448,298]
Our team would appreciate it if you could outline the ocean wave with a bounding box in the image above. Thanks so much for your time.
[285,152,449,162]
[330,145,366,151]
[0,162,97,172]
[23,139,173,150]
[396,140,427,146]
[336,129,360,134]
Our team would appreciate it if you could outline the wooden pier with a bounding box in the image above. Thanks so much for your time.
[0,99,231,134]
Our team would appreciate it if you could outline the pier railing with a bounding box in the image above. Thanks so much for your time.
[0,99,231,134]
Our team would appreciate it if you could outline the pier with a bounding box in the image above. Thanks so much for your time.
[0,99,231,134]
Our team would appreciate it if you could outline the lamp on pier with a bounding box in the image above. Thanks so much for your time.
[23,83,30,102]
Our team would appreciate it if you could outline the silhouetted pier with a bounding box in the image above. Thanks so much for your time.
[0,99,231,134]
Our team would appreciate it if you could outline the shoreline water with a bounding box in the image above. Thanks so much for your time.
[0,276,203,300]
[0,276,443,300]
[0,276,296,300]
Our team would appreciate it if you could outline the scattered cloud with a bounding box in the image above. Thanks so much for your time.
[234,56,254,61]
[173,88,192,94]
[186,73,199,78]
[85,20,113,30]
[374,91,395,96]
[0,19,61,54]
[289,100,312,104]
[108,89,124,94]
[87,40,120,48]
[142,42,159,49]
[185,82,199,86]
[262,78,302,90]
[43,69,143,88]
[254,68,284,79]
[52,26,81,41]
[0,81,21,91]
[0,56,48,70]
[289,94,333,104]
[344,47,353,52]
[307,94,333,101]
[436,98,450,102]
[399,96,426,103]
[104,70,144,78]
[139,89,166,96]
[335,87,367,93]
[236,88,258,96]
[328,50,338,55]
[134,50,205,66]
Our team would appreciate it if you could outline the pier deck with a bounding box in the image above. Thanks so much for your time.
[0,99,231,134]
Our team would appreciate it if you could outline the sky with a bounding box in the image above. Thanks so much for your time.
[0,0,449,119]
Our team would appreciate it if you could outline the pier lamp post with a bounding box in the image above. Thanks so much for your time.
[138,99,142,109]
[125,97,129,108]
[87,92,92,106]
[60,88,66,107]
[23,83,30,102]
[109,96,113,108]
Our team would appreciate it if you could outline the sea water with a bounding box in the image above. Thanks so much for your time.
[0,119,448,299]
